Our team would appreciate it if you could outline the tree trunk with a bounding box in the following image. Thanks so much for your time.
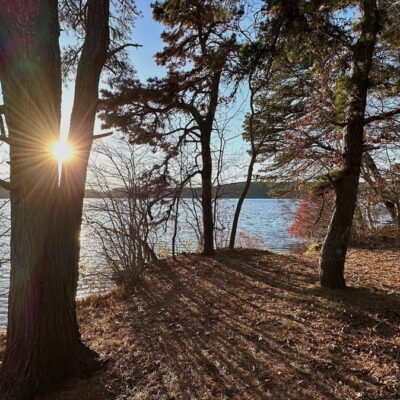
[0,1,96,398]
[319,0,379,289]
[0,1,110,398]
[229,154,256,249]
[320,173,360,288]
[201,131,215,256]
[198,68,224,257]
[395,204,400,247]
[362,152,398,224]
[57,0,110,303]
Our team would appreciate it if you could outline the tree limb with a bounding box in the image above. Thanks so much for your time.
[364,107,400,124]
[330,107,400,127]
[0,135,10,144]
[0,179,11,191]
[0,114,9,144]
[93,131,113,140]
[108,43,142,59]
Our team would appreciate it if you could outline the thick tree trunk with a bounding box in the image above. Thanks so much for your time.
[0,1,97,398]
[229,155,256,249]
[201,131,215,256]
[57,0,110,300]
[320,172,360,289]
[0,1,110,398]
[319,0,379,289]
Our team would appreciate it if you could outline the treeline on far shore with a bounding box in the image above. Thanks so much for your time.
[0,181,377,200]
[0,181,334,200]
[83,181,302,199]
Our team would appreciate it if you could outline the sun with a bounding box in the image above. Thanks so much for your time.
[51,141,74,162]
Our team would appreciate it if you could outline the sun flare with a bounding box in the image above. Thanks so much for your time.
[52,141,74,163]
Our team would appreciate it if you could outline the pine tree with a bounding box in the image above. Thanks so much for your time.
[246,0,400,288]
[102,0,242,255]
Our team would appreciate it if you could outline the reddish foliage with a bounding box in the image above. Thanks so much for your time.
[288,200,314,238]
[284,132,294,140]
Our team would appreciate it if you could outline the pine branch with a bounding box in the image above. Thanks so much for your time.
[108,43,142,59]
[0,179,11,191]
[330,107,400,127]
[93,131,113,140]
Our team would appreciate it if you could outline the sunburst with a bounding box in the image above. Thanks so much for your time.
[51,141,74,162]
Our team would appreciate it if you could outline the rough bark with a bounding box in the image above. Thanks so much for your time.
[319,0,380,289]
[57,0,110,303]
[0,1,110,398]
[0,0,91,397]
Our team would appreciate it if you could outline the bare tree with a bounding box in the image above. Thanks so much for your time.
[86,140,162,291]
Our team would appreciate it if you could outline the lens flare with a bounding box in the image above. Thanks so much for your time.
[52,141,73,162]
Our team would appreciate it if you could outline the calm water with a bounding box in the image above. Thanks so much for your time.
[0,198,304,327]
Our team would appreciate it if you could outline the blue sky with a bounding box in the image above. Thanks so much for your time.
[61,0,166,138]
[84,0,251,182]
[0,1,250,182]
[130,0,166,80]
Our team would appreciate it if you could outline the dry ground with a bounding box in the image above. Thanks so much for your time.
[6,249,400,399]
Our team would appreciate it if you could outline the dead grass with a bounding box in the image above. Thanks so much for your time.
[6,248,400,399]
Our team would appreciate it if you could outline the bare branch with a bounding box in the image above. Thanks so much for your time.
[0,179,11,191]
[0,135,10,144]
[364,107,400,125]
[0,114,9,144]
[93,131,114,140]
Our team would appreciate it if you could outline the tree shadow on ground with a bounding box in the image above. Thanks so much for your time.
[37,249,400,400]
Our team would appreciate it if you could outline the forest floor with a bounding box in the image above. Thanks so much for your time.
[4,248,400,399]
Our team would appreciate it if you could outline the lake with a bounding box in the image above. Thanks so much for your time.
[0,198,305,327]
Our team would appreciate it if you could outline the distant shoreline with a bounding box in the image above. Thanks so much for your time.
[0,181,300,199]
[83,181,298,200]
